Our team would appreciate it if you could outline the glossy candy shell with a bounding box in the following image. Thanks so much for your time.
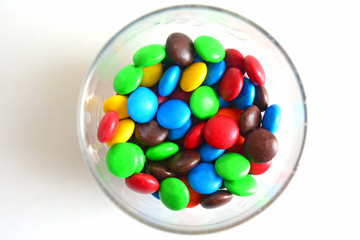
[159,177,190,211]
[127,87,158,123]
[133,44,166,67]
[188,163,223,194]
[125,173,159,194]
[97,111,119,143]
[113,64,143,95]
[156,99,191,129]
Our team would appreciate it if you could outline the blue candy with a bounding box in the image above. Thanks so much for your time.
[167,117,192,140]
[202,60,226,86]
[233,77,255,110]
[151,191,160,200]
[188,163,223,194]
[219,95,231,108]
[127,87,158,123]
[199,143,225,162]
[158,65,181,97]
[156,99,191,129]
[262,104,281,133]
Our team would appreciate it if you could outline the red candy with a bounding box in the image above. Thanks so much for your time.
[224,48,245,74]
[179,176,202,208]
[244,55,266,87]
[216,107,242,125]
[225,134,245,155]
[97,110,119,143]
[219,67,244,101]
[184,122,206,149]
[249,160,272,175]
[170,86,192,104]
[204,115,239,149]
[125,173,160,194]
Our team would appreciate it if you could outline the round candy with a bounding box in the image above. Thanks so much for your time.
[132,143,146,173]
[145,142,179,161]
[127,87,158,123]
[215,153,250,181]
[103,95,129,120]
[168,151,201,174]
[201,190,233,209]
[218,96,231,108]
[249,160,272,175]
[254,86,269,111]
[194,36,225,63]
[179,176,202,208]
[97,111,119,143]
[125,173,159,194]
[215,107,242,125]
[167,118,192,140]
[190,86,219,120]
[204,115,239,149]
[219,67,244,101]
[183,122,206,149]
[141,63,163,87]
[188,163,223,194]
[233,77,255,110]
[133,44,166,67]
[198,143,225,162]
[134,120,168,146]
[179,62,207,92]
[239,105,261,137]
[166,32,195,66]
[262,104,281,133]
[159,177,190,211]
[106,119,135,147]
[224,174,258,196]
[156,99,191,129]
[243,128,278,163]
[224,48,245,73]
[244,55,266,86]
[202,60,226,86]
[144,162,176,181]
[113,64,143,95]
[158,65,181,97]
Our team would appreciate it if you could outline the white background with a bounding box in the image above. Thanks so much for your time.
[1,0,359,239]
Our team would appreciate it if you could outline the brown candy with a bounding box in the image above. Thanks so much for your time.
[201,190,233,209]
[144,162,176,181]
[134,120,168,146]
[239,105,261,137]
[253,86,269,111]
[166,32,195,66]
[168,151,201,174]
[244,128,278,163]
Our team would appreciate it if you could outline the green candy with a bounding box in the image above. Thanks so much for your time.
[215,153,250,181]
[224,175,258,196]
[129,142,145,173]
[133,44,166,67]
[190,86,219,120]
[194,36,225,63]
[106,142,144,178]
[159,177,190,211]
[113,64,142,95]
[145,142,179,161]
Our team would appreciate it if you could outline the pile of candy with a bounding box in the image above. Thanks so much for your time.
[97,32,281,211]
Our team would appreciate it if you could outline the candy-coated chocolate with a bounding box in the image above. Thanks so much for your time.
[113,64,143,95]
[219,67,244,101]
[224,174,257,196]
[190,86,219,120]
[249,160,272,175]
[254,86,269,111]
[179,176,202,208]
[159,177,190,211]
[225,134,245,155]
[127,87,158,123]
[244,128,278,163]
[183,122,206,149]
[244,55,266,86]
[239,105,261,137]
[97,111,119,143]
[145,142,179,161]
[156,99,191,129]
[179,62,207,92]
[131,142,146,173]
[215,153,250,181]
[152,191,160,200]
[141,63,163,87]
[167,118,192,140]
[158,65,181,97]
[201,190,233,209]
[125,173,159,194]
[194,36,225,63]
[134,120,168,146]
[166,32,195,66]
[224,48,245,73]
[233,77,255,110]
[188,163,223,194]
[168,151,201,174]
[133,44,166,67]
[144,162,176,181]
[204,115,239,149]
[202,60,226,86]
[262,104,281,133]
[218,96,231,108]
[106,119,135,146]
[103,95,129,120]
[170,86,192,104]
[198,143,225,162]
[216,107,242,125]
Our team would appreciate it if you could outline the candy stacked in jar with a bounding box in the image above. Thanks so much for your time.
[97,32,281,211]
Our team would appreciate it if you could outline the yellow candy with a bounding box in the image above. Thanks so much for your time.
[140,62,163,87]
[180,62,207,92]
[106,119,135,146]
[103,95,129,120]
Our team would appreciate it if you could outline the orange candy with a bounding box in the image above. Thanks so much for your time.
[216,107,242,124]
[179,176,202,208]
[225,134,245,155]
